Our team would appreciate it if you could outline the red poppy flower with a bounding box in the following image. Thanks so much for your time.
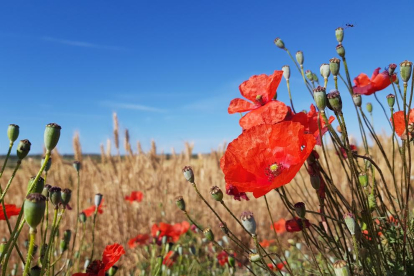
[259,239,275,248]
[268,262,286,271]
[239,100,291,130]
[285,217,310,232]
[220,122,316,198]
[73,243,125,276]
[225,183,249,201]
[163,251,177,267]
[216,251,238,267]
[291,104,335,146]
[151,221,190,243]
[125,191,143,203]
[391,109,414,137]
[270,218,287,234]
[0,204,21,220]
[128,234,150,249]
[353,68,396,95]
[82,199,105,217]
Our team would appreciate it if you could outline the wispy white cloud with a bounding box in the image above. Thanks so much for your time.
[41,36,127,51]
[100,101,166,113]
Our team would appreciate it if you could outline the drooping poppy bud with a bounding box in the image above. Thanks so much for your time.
[17,139,31,160]
[400,60,412,83]
[49,187,62,207]
[320,63,330,79]
[30,265,42,276]
[240,211,257,235]
[296,51,304,65]
[335,27,344,44]
[94,193,103,207]
[336,45,345,58]
[366,103,373,113]
[329,58,341,76]
[386,94,395,108]
[388,63,397,75]
[282,65,290,80]
[44,123,61,151]
[60,229,71,253]
[305,70,314,81]
[352,94,362,107]
[333,260,350,276]
[249,253,261,262]
[310,174,320,190]
[182,166,195,183]
[313,86,327,110]
[7,124,19,143]
[41,184,51,198]
[41,157,52,172]
[28,176,45,194]
[312,73,319,83]
[343,213,356,235]
[24,193,46,229]
[73,161,81,172]
[61,188,72,207]
[79,212,87,223]
[274,38,285,49]
[394,76,399,84]
[107,266,119,276]
[294,202,306,219]
[327,90,342,112]
[203,228,215,241]
[175,196,186,211]
[210,186,223,202]
[358,173,368,187]
[228,254,235,268]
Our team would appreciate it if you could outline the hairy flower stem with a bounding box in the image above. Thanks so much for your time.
[23,228,37,275]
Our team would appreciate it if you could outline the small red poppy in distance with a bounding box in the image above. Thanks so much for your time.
[391,108,414,138]
[268,262,286,271]
[163,251,177,267]
[151,221,190,243]
[353,67,396,95]
[128,234,150,249]
[82,199,105,217]
[125,191,143,203]
[259,239,276,248]
[0,204,21,220]
[270,218,287,234]
[73,243,125,276]
[220,122,316,198]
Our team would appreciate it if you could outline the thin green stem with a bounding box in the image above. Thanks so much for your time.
[23,228,37,275]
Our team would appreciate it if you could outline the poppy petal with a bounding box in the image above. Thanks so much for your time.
[228,98,256,114]
[239,71,283,103]
[239,101,289,130]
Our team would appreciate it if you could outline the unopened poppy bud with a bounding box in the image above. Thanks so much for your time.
[228,254,235,267]
[175,196,186,211]
[320,64,330,79]
[219,222,229,235]
[73,161,81,172]
[394,76,399,84]
[329,58,341,76]
[343,213,356,235]
[294,202,306,218]
[386,94,395,108]
[296,51,304,65]
[368,193,377,211]
[61,188,72,207]
[327,90,342,112]
[79,212,87,223]
[210,186,223,201]
[310,174,320,190]
[30,265,41,276]
[0,240,6,257]
[95,193,103,207]
[49,187,62,207]
[41,157,52,172]
[312,73,319,83]
[24,193,46,229]
[108,266,119,276]
[333,260,350,276]
[366,102,373,113]
[203,228,215,241]
[352,94,362,107]
[282,65,290,80]
[400,60,412,83]
[335,27,344,44]
[358,173,368,187]
[7,124,19,143]
[336,44,345,58]
[240,211,256,235]
[274,38,285,49]
[388,63,397,75]
[42,184,51,198]
[17,139,31,160]
[182,166,194,183]
[305,70,314,81]
[44,123,61,151]
[313,86,327,110]
[249,253,261,262]
[28,176,45,194]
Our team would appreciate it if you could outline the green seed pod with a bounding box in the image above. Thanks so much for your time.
[387,94,395,108]
[61,188,72,207]
[320,63,330,79]
[44,123,61,151]
[210,186,223,202]
[228,254,235,268]
[294,202,306,219]
[366,102,373,113]
[358,173,368,187]
[296,51,304,65]
[352,94,362,107]
[30,265,41,276]
[368,194,377,211]
[182,166,194,183]
[400,60,413,83]
[60,239,68,253]
[312,73,319,84]
[108,266,119,276]
[41,157,52,172]
[95,193,103,207]
[49,186,62,207]
[274,38,285,49]
[203,228,215,242]
[28,176,45,194]
[42,184,51,198]
[73,161,81,172]
[313,86,327,110]
[343,213,356,235]
[24,193,46,229]
[282,65,290,80]
[249,253,261,262]
[175,196,186,211]
[335,27,344,44]
[327,90,342,112]
[7,124,19,143]
[0,240,6,257]
[79,212,87,223]
[336,44,345,58]
[305,70,313,81]
[329,58,341,76]
[310,174,320,190]
[17,139,31,160]
[333,260,350,276]
[240,211,256,235]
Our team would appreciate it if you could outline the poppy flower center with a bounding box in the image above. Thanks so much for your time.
[265,163,284,182]
[255,95,265,106]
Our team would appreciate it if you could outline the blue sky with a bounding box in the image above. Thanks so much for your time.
[0,1,413,154]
